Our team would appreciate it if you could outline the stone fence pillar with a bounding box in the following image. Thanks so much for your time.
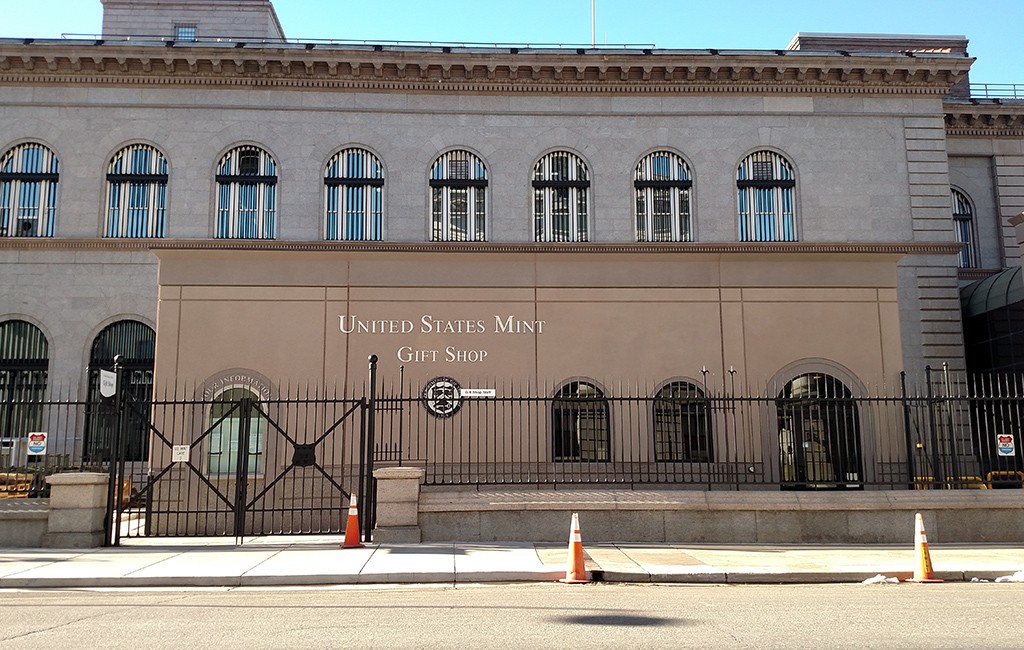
[372,467,425,543]
[44,472,109,548]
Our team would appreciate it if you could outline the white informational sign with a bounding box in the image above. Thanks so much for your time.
[996,434,1015,457]
[172,445,191,463]
[461,388,496,398]
[99,369,117,398]
[26,432,47,456]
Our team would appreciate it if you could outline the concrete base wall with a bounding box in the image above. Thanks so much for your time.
[418,489,1024,544]
[0,501,49,547]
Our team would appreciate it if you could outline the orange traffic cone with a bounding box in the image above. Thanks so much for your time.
[906,512,942,583]
[560,512,588,584]
[340,493,365,549]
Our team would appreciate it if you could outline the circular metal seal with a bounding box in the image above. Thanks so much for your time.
[421,376,462,418]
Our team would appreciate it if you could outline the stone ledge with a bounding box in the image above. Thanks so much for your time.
[420,489,1024,513]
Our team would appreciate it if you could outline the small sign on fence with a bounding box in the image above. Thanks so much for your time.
[461,388,496,398]
[997,434,1015,457]
[26,432,47,455]
[172,445,190,463]
[99,369,117,399]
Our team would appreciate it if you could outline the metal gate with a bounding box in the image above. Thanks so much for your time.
[106,365,371,545]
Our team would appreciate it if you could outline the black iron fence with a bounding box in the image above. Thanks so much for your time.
[2,364,1023,540]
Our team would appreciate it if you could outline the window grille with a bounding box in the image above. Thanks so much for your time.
[325,148,383,241]
[429,150,487,242]
[534,151,590,242]
[737,150,796,242]
[105,144,168,238]
[653,381,713,462]
[951,188,976,269]
[215,146,277,239]
[0,143,59,238]
[635,151,693,242]
[0,320,49,457]
[175,24,197,41]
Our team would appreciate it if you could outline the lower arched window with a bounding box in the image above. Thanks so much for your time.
[207,386,265,476]
[84,320,155,462]
[552,381,609,462]
[776,373,862,489]
[653,381,713,462]
[0,320,48,466]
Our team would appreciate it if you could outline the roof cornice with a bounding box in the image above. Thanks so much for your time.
[0,43,972,96]
[944,102,1024,137]
[0,238,962,256]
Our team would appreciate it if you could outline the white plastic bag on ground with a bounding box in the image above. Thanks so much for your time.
[995,571,1024,583]
[862,574,898,584]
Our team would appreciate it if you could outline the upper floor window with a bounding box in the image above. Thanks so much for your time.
[430,150,487,241]
[737,150,796,242]
[216,146,276,240]
[635,151,692,242]
[534,151,590,242]
[105,144,168,238]
[175,24,198,41]
[325,148,383,241]
[951,188,976,268]
[0,143,59,238]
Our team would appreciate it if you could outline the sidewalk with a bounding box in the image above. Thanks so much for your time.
[2,538,1023,588]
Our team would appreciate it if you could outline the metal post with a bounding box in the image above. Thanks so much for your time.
[925,365,945,487]
[900,371,916,489]
[104,355,124,547]
[363,354,378,542]
[234,397,252,542]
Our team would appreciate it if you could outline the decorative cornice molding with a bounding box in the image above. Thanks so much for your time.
[0,238,962,256]
[944,102,1024,137]
[0,43,972,96]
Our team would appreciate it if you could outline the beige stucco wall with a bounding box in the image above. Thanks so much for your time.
[153,248,904,389]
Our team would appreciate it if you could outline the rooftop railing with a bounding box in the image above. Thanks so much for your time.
[970,84,1024,100]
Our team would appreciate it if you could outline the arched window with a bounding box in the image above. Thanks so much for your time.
[207,386,265,476]
[951,188,976,268]
[0,320,48,466]
[737,150,796,242]
[105,144,168,238]
[325,148,383,241]
[552,380,609,462]
[534,151,590,242]
[635,152,692,242]
[653,381,713,462]
[430,150,487,241]
[0,143,59,238]
[776,373,862,489]
[215,146,277,239]
[84,320,155,462]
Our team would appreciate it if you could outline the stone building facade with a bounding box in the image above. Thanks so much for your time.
[2,1,1023,498]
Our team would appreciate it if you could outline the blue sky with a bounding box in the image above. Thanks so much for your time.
[0,0,1018,83]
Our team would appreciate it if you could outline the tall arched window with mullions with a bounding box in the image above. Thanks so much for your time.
[534,151,590,242]
[635,151,692,242]
[552,380,610,462]
[430,150,487,241]
[0,320,49,466]
[951,188,977,269]
[215,145,277,239]
[325,148,383,241]
[84,320,155,462]
[653,381,713,462]
[737,150,796,242]
[105,144,168,238]
[0,143,59,238]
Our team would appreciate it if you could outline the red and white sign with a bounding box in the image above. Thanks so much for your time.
[27,432,47,455]
[996,434,1015,457]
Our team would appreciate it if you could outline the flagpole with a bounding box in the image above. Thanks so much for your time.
[591,0,595,47]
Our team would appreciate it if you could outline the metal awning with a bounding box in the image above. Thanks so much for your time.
[960,266,1024,317]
